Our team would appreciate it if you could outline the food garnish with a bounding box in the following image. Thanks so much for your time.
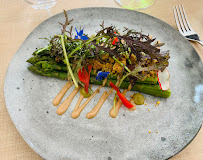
[52,81,73,106]
[78,65,92,93]
[75,28,89,40]
[96,71,110,81]
[110,81,133,108]
[157,68,170,91]
[80,87,92,98]
[132,93,145,105]
[26,10,171,119]
[155,101,161,106]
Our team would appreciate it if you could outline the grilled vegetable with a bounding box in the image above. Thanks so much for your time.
[28,65,171,98]
[27,59,158,84]
[26,11,171,98]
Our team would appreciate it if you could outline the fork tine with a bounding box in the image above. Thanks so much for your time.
[178,5,189,32]
[175,5,186,33]
[173,6,183,34]
[181,5,194,32]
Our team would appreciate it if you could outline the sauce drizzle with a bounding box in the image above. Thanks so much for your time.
[71,94,84,119]
[109,84,133,118]
[56,86,81,115]
[109,89,127,118]
[53,81,73,106]
[128,99,136,111]
[71,78,107,118]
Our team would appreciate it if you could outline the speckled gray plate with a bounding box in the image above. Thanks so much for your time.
[4,7,203,160]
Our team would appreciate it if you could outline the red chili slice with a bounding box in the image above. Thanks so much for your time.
[109,81,133,108]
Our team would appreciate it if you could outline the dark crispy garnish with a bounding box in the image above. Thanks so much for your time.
[92,42,120,57]
[59,10,73,35]
[33,12,170,86]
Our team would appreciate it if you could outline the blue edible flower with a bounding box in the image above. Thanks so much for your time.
[75,28,89,40]
[96,71,110,81]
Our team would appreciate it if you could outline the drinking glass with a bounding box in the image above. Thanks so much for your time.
[115,0,155,10]
[24,0,57,9]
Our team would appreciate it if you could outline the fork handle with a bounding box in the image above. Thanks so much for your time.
[198,40,203,46]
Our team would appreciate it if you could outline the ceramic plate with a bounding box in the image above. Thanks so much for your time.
[4,8,203,160]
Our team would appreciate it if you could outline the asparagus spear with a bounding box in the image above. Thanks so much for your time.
[90,72,158,84]
[89,77,171,98]
[28,65,171,98]
[26,56,53,65]
[34,61,67,72]
[28,65,68,80]
[27,59,158,84]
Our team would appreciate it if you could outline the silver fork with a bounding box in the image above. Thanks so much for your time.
[173,5,203,45]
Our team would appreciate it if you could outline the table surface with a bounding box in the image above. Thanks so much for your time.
[0,0,202,159]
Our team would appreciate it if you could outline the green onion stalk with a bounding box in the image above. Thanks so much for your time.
[60,35,78,88]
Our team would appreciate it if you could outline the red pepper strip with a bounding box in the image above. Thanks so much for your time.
[109,81,134,108]
[112,37,119,45]
[78,65,92,93]
[109,81,120,92]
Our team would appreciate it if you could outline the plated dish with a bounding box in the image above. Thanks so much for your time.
[4,8,203,160]
[26,10,171,119]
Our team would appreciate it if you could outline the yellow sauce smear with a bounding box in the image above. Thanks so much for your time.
[86,91,108,119]
[86,88,114,119]
[52,81,73,106]
[71,93,85,119]
[109,89,128,118]
[128,99,136,111]
[71,78,107,119]
[86,79,122,119]
[109,84,133,118]
[56,86,81,115]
